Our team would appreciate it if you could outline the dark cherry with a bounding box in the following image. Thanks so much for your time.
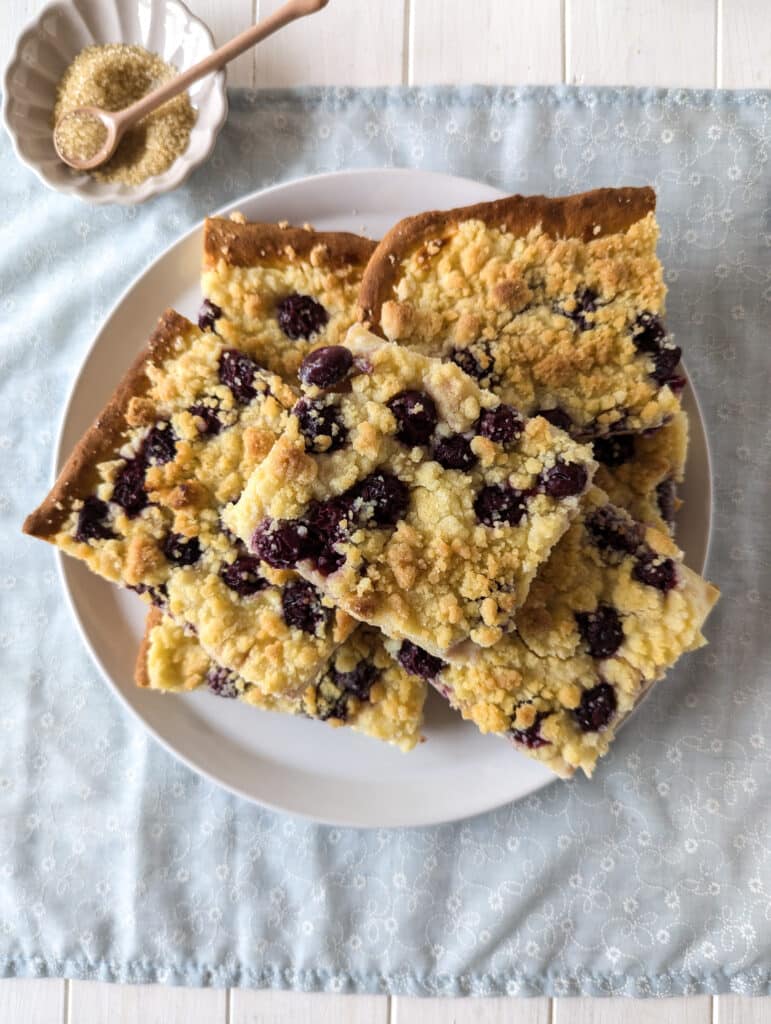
[162,532,201,566]
[540,459,588,498]
[476,404,523,444]
[510,710,550,749]
[304,497,353,575]
[298,345,353,389]
[535,407,573,432]
[585,415,628,438]
[632,553,677,592]
[631,313,682,385]
[220,556,268,596]
[562,287,598,330]
[197,299,222,332]
[632,312,667,354]
[188,402,222,436]
[397,640,447,681]
[130,583,168,609]
[573,682,617,732]
[650,345,682,385]
[251,518,311,569]
[586,505,643,554]
[353,471,410,527]
[315,550,346,576]
[294,397,347,453]
[276,293,329,340]
[593,434,636,467]
[656,479,677,527]
[305,496,353,538]
[449,346,487,381]
[575,604,624,659]
[433,433,477,471]
[281,578,329,635]
[331,660,380,701]
[218,348,260,404]
[112,458,148,518]
[315,691,349,722]
[387,389,438,446]
[206,666,239,698]
[474,483,529,526]
[75,496,114,542]
[143,423,176,465]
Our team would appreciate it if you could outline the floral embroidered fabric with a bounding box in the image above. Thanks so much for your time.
[2,86,768,996]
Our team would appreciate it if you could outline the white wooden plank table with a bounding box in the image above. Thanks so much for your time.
[0,0,767,1021]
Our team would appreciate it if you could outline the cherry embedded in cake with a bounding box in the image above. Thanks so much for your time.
[136,609,426,752]
[358,187,684,439]
[225,324,597,658]
[385,489,718,778]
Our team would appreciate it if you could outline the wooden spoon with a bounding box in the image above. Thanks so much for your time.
[53,0,329,171]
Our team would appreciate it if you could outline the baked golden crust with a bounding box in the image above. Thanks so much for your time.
[134,607,162,689]
[136,611,426,751]
[357,187,682,438]
[203,217,376,272]
[359,187,656,324]
[23,310,187,539]
[202,217,376,380]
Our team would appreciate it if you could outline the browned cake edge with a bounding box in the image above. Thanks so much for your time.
[203,217,377,271]
[357,186,657,327]
[23,309,192,540]
[134,607,164,689]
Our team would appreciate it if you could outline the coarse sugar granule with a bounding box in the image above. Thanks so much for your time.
[54,109,108,163]
[53,43,196,186]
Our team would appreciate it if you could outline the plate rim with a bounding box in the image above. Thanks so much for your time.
[51,168,713,828]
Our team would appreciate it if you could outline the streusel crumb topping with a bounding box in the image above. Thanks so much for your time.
[226,325,596,657]
[376,213,682,437]
[142,612,425,751]
[386,486,718,776]
[38,313,355,697]
[202,218,375,380]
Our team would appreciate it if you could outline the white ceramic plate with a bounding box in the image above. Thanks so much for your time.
[56,169,712,828]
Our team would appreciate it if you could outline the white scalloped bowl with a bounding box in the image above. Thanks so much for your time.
[2,0,228,204]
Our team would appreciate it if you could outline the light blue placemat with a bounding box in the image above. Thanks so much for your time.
[1,86,769,998]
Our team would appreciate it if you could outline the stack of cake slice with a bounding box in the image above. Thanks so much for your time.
[24,188,719,776]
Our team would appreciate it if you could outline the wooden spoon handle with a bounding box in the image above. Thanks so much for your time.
[114,0,329,129]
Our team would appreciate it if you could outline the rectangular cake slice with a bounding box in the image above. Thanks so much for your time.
[137,609,426,752]
[201,215,376,381]
[23,310,354,696]
[225,324,596,658]
[358,187,683,439]
[385,487,718,777]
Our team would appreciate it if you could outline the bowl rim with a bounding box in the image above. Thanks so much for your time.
[1,0,229,205]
